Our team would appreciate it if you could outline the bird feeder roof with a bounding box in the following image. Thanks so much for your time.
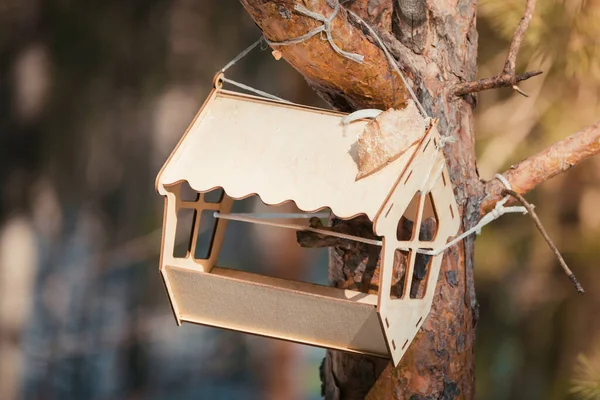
[156,89,424,221]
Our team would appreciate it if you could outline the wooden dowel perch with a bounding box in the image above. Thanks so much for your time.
[215,212,383,246]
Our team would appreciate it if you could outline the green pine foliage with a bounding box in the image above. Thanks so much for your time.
[571,345,600,399]
[479,0,600,82]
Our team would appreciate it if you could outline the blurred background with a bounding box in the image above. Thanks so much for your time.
[0,0,599,399]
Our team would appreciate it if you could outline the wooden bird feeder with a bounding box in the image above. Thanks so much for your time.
[155,74,460,366]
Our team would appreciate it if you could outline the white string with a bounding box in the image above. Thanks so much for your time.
[213,173,528,255]
[344,7,428,118]
[494,173,513,208]
[412,174,528,256]
[265,3,365,64]
[220,37,265,73]
[221,77,293,104]
[340,109,383,125]
[216,2,428,118]
[217,38,295,103]
[210,5,529,256]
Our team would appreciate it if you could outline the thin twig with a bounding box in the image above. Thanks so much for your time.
[453,71,542,96]
[501,189,585,295]
[504,0,537,75]
[453,0,541,97]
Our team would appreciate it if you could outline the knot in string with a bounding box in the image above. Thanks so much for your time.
[437,134,456,148]
[473,174,528,235]
[415,173,528,257]
[218,2,429,118]
[265,3,364,64]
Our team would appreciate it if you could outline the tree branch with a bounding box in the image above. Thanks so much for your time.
[453,0,540,97]
[502,189,585,294]
[482,120,600,212]
[503,0,536,76]
[453,70,543,97]
[239,0,415,111]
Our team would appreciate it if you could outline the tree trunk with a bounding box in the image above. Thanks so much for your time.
[240,0,482,398]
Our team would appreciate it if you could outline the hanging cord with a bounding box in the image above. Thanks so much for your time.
[331,7,530,256]
[219,36,265,74]
[343,7,428,118]
[211,4,532,258]
[216,2,428,118]
[413,174,528,256]
[265,2,364,64]
[218,37,293,103]
[221,77,293,104]
[213,174,527,254]
[340,109,383,125]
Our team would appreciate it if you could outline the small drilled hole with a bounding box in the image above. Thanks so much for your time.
[392,340,396,350]
[416,317,423,327]
[385,318,390,328]
[449,204,455,219]
[402,339,409,350]
[385,204,394,218]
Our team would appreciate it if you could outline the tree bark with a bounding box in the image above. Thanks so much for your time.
[482,120,600,213]
[240,0,481,398]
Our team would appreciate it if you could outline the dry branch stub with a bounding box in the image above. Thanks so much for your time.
[452,0,542,97]
[154,74,461,366]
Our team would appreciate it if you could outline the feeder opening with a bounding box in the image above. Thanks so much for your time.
[410,250,433,299]
[173,208,195,259]
[390,249,411,299]
[194,210,218,259]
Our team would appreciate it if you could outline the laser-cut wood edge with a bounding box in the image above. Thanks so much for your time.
[155,87,415,220]
[373,125,461,365]
[165,265,389,357]
[155,88,460,365]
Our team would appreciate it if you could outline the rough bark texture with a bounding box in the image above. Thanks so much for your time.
[240,0,412,111]
[240,0,481,398]
[482,120,600,213]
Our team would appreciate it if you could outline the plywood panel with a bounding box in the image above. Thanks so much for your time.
[373,125,462,365]
[155,87,462,367]
[164,266,388,357]
[156,90,422,220]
